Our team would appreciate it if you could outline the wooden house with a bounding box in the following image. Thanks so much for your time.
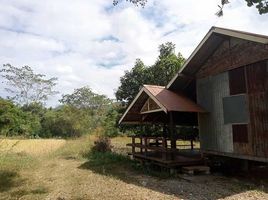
[119,27,268,167]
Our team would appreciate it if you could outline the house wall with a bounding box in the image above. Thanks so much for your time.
[196,37,268,162]
[197,72,233,153]
[196,37,268,78]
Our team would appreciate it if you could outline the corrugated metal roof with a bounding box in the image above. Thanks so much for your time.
[144,85,206,113]
[119,85,206,124]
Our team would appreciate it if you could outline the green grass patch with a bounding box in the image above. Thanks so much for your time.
[50,138,92,160]
[0,152,38,172]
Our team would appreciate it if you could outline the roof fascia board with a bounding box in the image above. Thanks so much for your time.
[214,27,268,44]
[167,28,214,89]
[118,87,146,124]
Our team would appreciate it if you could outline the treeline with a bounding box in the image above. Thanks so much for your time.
[0,42,184,138]
[0,88,120,138]
[0,64,119,138]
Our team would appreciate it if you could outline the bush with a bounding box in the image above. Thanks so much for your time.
[91,136,112,153]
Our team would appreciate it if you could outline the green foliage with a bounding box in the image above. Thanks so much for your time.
[116,42,185,104]
[246,0,268,14]
[116,59,149,103]
[102,104,121,137]
[113,0,147,7]
[91,136,112,153]
[114,0,268,15]
[59,86,111,110]
[0,99,40,137]
[0,64,58,105]
[40,106,93,138]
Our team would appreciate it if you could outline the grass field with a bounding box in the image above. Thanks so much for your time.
[0,136,267,200]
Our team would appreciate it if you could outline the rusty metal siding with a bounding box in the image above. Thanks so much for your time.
[196,37,268,78]
[246,60,268,158]
[197,72,233,153]
[232,124,249,143]
[229,67,246,95]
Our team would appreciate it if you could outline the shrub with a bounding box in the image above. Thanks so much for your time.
[91,136,112,153]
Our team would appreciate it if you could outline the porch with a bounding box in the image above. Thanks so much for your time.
[119,85,207,167]
[127,136,203,167]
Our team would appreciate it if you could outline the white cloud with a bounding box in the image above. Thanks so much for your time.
[0,0,267,106]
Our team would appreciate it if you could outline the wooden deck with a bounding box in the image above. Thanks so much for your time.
[127,136,204,167]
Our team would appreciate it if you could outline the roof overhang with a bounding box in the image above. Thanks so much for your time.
[167,26,268,90]
[119,85,206,125]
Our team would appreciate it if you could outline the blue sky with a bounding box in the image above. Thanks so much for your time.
[0,0,268,106]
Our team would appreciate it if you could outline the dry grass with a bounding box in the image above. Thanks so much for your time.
[0,139,66,156]
[0,136,267,200]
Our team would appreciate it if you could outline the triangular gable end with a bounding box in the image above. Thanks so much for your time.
[167,26,268,90]
[118,86,167,124]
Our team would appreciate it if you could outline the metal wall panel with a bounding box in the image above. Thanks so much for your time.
[246,60,268,158]
[222,95,249,124]
[197,72,233,153]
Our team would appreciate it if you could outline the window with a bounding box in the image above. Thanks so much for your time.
[223,95,249,124]
[229,67,246,95]
[232,124,248,143]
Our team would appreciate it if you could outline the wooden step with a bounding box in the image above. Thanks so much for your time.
[182,165,210,175]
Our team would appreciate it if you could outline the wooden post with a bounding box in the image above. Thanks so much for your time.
[132,136,135,155]
[162,137,167,160]
[191,139,194,150]
[144,137,148,156]
[169,112,176,160]
[140,136,143,153]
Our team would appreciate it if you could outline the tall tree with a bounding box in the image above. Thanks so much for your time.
[115,59,150,103]
[115,42,185,104]
[150,42,185,86]
[59,86,112,129]
[59,86,111,110]
[0,64,58,105]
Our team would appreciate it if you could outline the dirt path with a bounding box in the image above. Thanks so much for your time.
[17,157,267,200]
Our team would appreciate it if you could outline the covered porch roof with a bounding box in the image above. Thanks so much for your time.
[119,85,206,125]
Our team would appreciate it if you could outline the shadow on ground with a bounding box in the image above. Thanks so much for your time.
[0,170,23,192]
[79,151,268,200]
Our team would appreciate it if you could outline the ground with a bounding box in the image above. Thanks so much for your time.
[0,137,267,200]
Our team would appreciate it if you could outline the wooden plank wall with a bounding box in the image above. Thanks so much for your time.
[246,60,268,158]
[196,36,268,160]
[196,37,268,79]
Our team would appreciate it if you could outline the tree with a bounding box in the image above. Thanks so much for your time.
[114,0,268,15]
[41,105,93,138]
[115,59,150,103]
[0,64,58,105]
[0,98,40,137]
[150,42,185,86]
[59,86,111,110]
[246,0,268,14]
[115,42,185,104]
[113,0,147,7]
[59,86,112,132]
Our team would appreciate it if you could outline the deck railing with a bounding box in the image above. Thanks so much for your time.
[127,136,198,163]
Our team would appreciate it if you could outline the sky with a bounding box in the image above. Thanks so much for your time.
[0,0,268,106]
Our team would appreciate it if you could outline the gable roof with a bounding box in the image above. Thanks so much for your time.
[119,85,206,124]
[167,26,268,90]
